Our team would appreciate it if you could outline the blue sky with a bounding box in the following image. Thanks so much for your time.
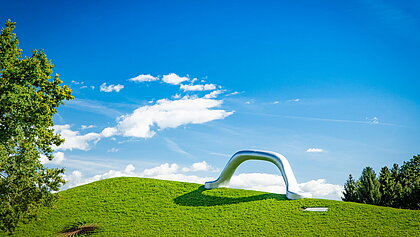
[2,0,419,199]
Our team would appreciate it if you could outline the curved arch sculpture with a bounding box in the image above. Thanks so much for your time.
[205,150,312,200]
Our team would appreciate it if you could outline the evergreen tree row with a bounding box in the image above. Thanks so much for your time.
[342,155,419,210]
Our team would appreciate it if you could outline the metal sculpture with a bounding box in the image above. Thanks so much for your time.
[205,150,312,200]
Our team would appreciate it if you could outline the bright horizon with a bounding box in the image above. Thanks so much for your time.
[2,0,419,200]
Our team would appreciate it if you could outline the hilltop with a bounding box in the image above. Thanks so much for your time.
[4,177,419,236]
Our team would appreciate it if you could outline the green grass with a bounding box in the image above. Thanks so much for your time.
[4,177,419,236]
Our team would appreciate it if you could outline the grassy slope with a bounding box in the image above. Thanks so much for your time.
[4,177,420,236]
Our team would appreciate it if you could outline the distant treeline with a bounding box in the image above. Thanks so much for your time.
[342,155,419,210]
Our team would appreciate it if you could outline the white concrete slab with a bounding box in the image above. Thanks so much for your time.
[304,207,329,212]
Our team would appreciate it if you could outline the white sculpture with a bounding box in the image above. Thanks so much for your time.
[205,150,312,200]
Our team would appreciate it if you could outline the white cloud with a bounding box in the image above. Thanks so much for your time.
[40,152,65,165]
[101,127,118,138]
[182,161,217,172]
[129,74,159,82]
[61,159,115,171]
[141,163,213,184]
[63,165,136,188]
[180,84,216,92]
[208,152,230,158]
[272,101,280,104]
[284,115,399,127]
[226,91,243,96]
[164,138,192,156]
[190,161,213,172]
[227,173,286,194]
[299,179,343,200]
[172,93,182,99]
[107,148,119,152]
[367,116,379,124]
[81,125,95,130]
[112,97,233,138]
[54,152,66,164]
[71,80,83,85]
[66,99,122,118]
[289,98,301,102]
[143,163,179,176]
[162,73,189,85]
[306,148,324,153]
[100,83,124,92]
[54,125,101,151]
[227,173,342,200]
[63,170,83,187]
[204,90,224,99]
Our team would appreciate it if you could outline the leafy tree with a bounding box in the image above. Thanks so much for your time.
[0,20,73,234]
[342,174,359,202]
[357,167,381,205]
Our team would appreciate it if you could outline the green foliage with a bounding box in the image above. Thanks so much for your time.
[400,155,420,209]
[343,155,420,210]
[379,166,396,207]
[358,167,381,205]
[0,20,73,234]
[342,174,359,202]
[2,177,419,236]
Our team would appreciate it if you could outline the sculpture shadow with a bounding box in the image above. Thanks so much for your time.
[174,186,288,207]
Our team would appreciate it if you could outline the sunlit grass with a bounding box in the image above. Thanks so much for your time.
[4,177,419,236]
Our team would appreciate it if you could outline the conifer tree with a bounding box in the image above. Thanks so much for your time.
[343,156,419,209]
[399,155,420,209]
[342,174,359,202]
[379,166,395,207]
[358,167,381,205]
[390,164,404,208]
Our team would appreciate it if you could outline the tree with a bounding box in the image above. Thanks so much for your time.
[342,174,359,202]
[0,20,73,234]
[379,166,396,207]
[388,163,404,208]
[342,155,419,210]
[399,155,420,209]
[358,167,381,205]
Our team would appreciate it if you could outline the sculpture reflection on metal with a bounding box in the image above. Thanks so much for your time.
[204,150,312,200]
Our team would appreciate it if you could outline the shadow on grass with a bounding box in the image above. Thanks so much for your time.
[174,186,288,207]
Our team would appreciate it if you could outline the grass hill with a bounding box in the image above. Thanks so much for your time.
[3,177,419,236]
